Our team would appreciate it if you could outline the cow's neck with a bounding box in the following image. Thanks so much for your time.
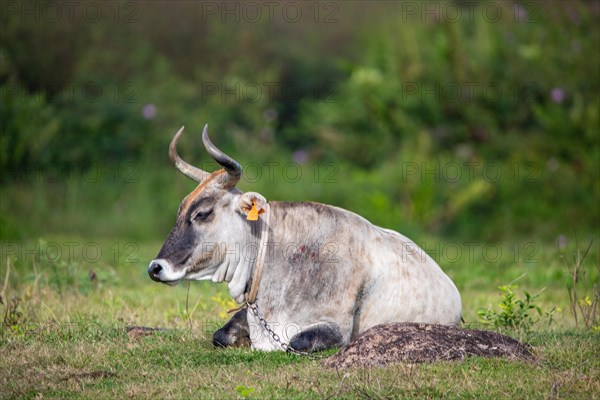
[214,205,270,304]
[244,203,270,304]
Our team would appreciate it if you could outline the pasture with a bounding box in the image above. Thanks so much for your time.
[1,234,598,399]
[1,1,599,398]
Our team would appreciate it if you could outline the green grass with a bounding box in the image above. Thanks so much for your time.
[1,324,598,399]
[1,237,598,399]
[2,2,598,397]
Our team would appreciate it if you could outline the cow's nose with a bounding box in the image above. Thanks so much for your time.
[148,261,164,281]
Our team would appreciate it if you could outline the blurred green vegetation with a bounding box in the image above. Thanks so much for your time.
[0,0,598,244]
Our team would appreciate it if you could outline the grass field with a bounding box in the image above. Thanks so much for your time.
[2,1,598,398]
[1,236,598,399]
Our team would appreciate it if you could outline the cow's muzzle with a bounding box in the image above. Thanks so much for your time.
[148,261,164,282]
[148,259,185,285]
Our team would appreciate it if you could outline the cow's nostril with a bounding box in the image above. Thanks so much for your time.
[148,262,163,281]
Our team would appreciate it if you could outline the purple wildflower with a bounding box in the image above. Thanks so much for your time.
[556,235,567,250]
[550,88,565,104]
[292,150,309,164]
[547,158,559,172]
[514,4,527,22]
[263,108,278,122]
[142,104,157,119]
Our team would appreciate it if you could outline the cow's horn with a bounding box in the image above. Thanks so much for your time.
[202,124,242,188]
[169,126,211,183]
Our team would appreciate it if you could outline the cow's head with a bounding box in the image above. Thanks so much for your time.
[148,125,266,286]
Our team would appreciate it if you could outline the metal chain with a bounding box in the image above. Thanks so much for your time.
[247,301,321,358]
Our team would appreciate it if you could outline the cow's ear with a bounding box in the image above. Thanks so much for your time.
[237,192,267,220]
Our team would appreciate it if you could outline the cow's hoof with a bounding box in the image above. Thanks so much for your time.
[212,309,251,348]
[213,329,251,348]
[288,322,343,353]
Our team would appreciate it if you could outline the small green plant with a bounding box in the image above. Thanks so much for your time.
[212,291,239,320]
[477,275,556,334]
[1,257,25,335]
[561,239,599,330]
[234,385,255,399]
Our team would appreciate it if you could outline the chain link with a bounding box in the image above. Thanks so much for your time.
[247,301,321,358]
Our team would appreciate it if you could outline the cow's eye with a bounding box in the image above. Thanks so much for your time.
[194,209,212,222]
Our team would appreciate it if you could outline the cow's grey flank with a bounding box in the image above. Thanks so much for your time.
[149,124,462,352]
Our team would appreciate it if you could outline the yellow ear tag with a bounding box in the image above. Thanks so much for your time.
[246,200,260,221]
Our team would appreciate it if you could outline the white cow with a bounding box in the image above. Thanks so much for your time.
[149,125,462,352]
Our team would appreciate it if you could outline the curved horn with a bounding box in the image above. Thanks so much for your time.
[202,124,242,188]
[169,126,211,183]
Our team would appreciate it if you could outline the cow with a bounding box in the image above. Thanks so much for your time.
[148,125,462,352]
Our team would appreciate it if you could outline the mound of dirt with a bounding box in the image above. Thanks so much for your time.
[322,323,533,369]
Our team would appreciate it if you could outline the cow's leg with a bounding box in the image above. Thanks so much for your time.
[213,309,250,348]
[288,321,344,353]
